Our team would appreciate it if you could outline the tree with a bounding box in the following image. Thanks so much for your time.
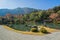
[30,11,43,21]
[53,6,60,13]
[57,10,60,15]
[47,9,54,15]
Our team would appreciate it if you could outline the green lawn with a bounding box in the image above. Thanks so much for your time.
[8,23,60,31]
[9,24,31,31]
[46,23,60,29]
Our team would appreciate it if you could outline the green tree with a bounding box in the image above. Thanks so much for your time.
[57,10,60,15]
[53,6,60,13]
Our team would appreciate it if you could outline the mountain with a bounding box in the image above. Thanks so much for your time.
[0,7,39,16]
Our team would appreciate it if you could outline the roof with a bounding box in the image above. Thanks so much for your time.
[49,13,59,19]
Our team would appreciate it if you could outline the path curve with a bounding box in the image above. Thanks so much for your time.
[0,25,60,40]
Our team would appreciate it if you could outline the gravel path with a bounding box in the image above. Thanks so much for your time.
[0,25,60,40]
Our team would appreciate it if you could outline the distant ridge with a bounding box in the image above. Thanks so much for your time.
[0,7,40,16]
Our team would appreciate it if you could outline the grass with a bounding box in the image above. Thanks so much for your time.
[9,24,31,31]
[43,27,60,32]
[7,23,60,32]
[4,25,60,36]
[4,25,44,36]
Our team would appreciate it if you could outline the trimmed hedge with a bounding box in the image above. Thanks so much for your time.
[31,28,38,32]
[40,27,48,33]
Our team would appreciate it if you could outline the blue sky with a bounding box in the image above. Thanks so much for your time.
[0,0,60,9]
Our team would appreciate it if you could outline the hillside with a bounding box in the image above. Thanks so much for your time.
[0,8,39,16]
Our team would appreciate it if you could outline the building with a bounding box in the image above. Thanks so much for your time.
[49,13,60,23]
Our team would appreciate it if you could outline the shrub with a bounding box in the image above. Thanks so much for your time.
[8,24,13,28]
[40,27,48,33]
[31,28,38,32]
[25,24,28,27]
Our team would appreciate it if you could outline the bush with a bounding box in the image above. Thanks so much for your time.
[31,28,38,32]
[25,24,28,27]
[40,27,48,33]
[8,24,13,28]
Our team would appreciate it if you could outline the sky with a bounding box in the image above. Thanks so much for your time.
[0,0,60,9]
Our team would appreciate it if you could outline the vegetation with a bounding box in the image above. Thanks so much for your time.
[0,6,60,32]
[31,28,38,32]
[40,27,48,33]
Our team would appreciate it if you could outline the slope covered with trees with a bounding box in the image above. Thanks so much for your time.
[0,6,60,31]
